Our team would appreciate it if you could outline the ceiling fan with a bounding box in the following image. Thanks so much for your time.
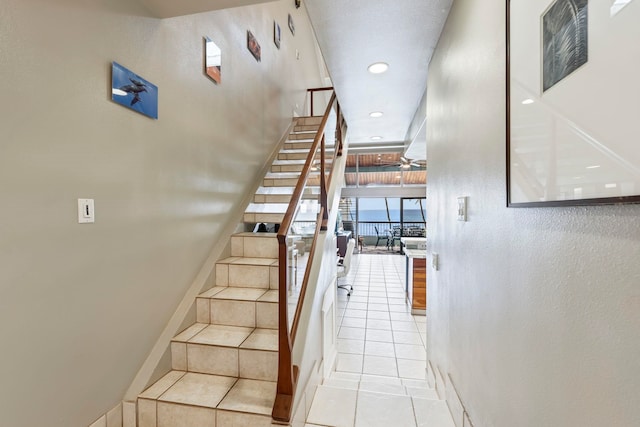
[375,155,426,170]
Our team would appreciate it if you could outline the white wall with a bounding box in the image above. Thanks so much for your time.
[426,0,640,426]
[0,1,324,426]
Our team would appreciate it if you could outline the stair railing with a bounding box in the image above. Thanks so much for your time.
[307,86,335,117]
[272,90,345,423]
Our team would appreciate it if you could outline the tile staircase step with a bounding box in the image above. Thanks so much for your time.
[283,140,314,150]
[287,132,317,141]
[263,171,323,187]
[278,148,333,160]
[253,186,320,204]
[231,232,278,258]
[294,124,321,132]
[254,193,294,204]
[244,212,285,224]
[169,324,278,380]
[215,257,278,288]
[263,177,299,187]
[296,116,323,126]
[263,171,325,188]
[280,147,335,154]
[322,372,437,398]
[262,172,308,187]
[137,371,277,427]
[271,159,333,173]
[255,186,321,194]
[245,202,289,214]
[197,285,278,329]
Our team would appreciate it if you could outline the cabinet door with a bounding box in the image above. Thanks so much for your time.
[412,258,426,310]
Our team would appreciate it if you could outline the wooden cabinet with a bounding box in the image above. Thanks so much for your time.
[405,253,426,315]
[412,258,426,310]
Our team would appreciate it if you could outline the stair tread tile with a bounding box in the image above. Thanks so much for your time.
[329,371,362,382]
[157,372,237,409]
[233,232,277,238]
[264,172,304,179]
[322,377,360,390]
[188,324,254,347]
[239,328,278,351]
[406,386,439,399]
[230,257,278,266]
[213,287,267,301]
[245,203,289,214]
[198,287,226,298]
[412,398,456,427]
[139,370,186,399]
[359,381,407,396]
[401,378,431,389]
[257,290,278,303]
[255,186,320,195]
[360,374,404,387]
[255,187,295,195]
[173,323,209,342]
[217,378,277,415]
[217,257,243,265]
[279,148,331,154]
[272,160,306,165]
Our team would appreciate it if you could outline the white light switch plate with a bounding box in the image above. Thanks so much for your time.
[457,197,467,221]
[78,199,95,223]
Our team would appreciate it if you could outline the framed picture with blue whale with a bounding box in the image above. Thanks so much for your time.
[111,62,158,119]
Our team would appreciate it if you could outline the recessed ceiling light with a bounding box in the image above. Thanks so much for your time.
[586,165,601,169]
[368,62,389,74]
[370,136,383,141]
[369,111,384,118]
[522,99,534,105]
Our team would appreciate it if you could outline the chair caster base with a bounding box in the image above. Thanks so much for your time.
[338,284,353,297]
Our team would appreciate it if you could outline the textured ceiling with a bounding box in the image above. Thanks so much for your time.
[304,0,452,153]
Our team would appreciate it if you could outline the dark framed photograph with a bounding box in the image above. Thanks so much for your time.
[274,21,281,49]
[247,30,261,62]
[204,36,221,84]
[288,14,295,35]
[111,62,158,119]
[506,0,640,207]
[542,0,588,92]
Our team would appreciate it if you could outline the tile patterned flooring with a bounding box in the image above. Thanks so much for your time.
[305,253,455,427]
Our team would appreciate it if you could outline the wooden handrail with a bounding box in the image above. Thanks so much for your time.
[307,86,334,116]
[272,91,341,423]
[278,92,336,237]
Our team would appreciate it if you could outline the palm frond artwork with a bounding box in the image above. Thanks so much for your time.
[542,0,588,92]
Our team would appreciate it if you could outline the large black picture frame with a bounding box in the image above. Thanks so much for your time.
[506,0,640,207]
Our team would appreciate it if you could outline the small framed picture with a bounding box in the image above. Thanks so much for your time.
[288,14,295,35]
[111,62,158,119]
[247,30,261,62]
[274,21,281,49]
[295,0,301,8]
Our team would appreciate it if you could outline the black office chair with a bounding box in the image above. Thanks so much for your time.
[337,239,355,296]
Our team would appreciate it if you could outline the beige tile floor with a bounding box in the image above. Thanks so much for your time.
[305,253,454,427]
